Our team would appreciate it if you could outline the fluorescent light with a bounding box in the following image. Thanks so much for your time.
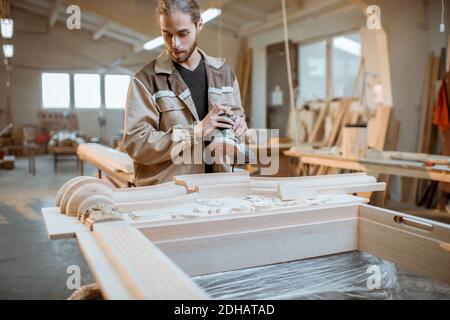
[333,36,361,56]
[3,44,14,58]
[143,36,164,51]
[143,8,222,51]
[1,19,14,39]
[201,8,222,23]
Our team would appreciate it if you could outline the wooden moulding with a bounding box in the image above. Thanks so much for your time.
[81,203,450,299]
[174,171,250,193]
[44,172,450,299]
[55,172,384,220]
[59,177,114,215]
[56,176,189,217]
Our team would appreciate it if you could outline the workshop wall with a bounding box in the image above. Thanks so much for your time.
[0,8,241,145]
[247,0,450,155]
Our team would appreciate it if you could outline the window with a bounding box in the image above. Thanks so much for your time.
[299,40,327,104]
[298,31,361,103]
[105,75,131,109]
[74,74,101,109]
[41,73,70,109]
[332,33,361,97]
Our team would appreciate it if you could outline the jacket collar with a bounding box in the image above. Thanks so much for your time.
[154,48,225,75]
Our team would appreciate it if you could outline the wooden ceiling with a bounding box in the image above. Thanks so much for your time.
[11,0,361,52]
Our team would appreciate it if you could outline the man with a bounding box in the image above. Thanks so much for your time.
[123,0,247,186]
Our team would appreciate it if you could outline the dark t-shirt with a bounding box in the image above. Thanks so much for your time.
[175,59,213,173]
[174,59,209,121]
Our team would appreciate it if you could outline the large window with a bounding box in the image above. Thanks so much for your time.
[41,72,131,110]
[74,74,101,109]
[42,73,70,109]
[298,31,361,104]
[105,75,131,109]
[299,40,327,103]
[332,33,361,97]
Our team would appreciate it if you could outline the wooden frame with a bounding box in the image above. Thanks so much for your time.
[42,173,450,300]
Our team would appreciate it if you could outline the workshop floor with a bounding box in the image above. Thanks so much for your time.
[0,155,96,300]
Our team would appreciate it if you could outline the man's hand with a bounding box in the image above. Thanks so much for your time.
[233,115,248,138]
[196,105,235,137]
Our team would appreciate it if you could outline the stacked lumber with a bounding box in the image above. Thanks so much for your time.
[306,98,360,148]
[417,53,441,155]
[410,53,442,203]
[236,47,252,119]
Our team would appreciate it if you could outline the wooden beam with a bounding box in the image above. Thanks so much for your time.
[92,20,113,40]
[64,0,160,36]
[1,0,10,18]
[239,0,350,37]
[49,0,62,27]
[285,0,304,9]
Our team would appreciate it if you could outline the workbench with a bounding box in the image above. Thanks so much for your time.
[285,147,450,183]
[48,145,79,174]
[41,172,450,300]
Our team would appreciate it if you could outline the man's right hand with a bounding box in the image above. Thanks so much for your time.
[196,105,235,137]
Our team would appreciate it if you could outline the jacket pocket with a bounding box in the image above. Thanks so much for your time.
[209,87,236,107]
[156,96,190,130]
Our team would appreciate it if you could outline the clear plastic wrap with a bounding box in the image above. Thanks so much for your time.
[193,251,450,300]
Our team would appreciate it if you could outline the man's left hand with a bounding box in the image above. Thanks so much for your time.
[233,115,248,138]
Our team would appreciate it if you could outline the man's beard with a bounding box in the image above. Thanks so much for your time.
[172,39,198,64]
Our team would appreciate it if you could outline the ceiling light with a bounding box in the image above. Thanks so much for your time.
[1,19,14,39]
[143,36,164,51]
[201,8,222,24]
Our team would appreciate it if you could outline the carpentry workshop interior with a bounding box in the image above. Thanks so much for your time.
[1,0,450,303]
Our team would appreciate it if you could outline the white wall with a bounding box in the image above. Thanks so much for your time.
[0,8,242,145]
[247,0,450,153]
[248,5,365,128]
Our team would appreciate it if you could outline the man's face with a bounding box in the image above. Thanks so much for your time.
[160,10,202,64]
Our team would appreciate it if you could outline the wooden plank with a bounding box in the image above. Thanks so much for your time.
[308,104,328,144]
[367,106,391,150]
[417,54,435,154]
[358,204,450,285]
[93,224,209,299]
[413,55,441,202]
[300,155,450,182]
[156,217,358,277]
[76,232,135,300]
[424,56,441,154]
[278,182,385,201]
[41,207,88,240]
[326,99,350,147]
[138,203,361,243]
